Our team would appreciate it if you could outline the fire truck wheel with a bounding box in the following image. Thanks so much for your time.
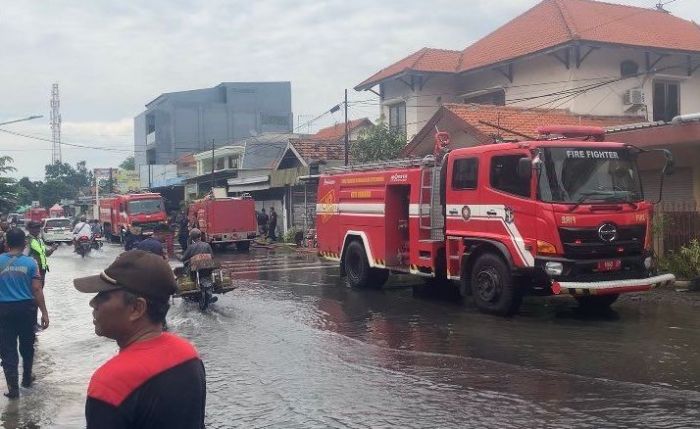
[470,253,521,316]
[345,240,371,288]
[369,268,389,288]
[575,294,619,310]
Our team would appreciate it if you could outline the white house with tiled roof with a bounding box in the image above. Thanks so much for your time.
[356,0,700,139]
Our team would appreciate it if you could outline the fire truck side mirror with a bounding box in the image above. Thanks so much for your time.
[662,149,675,176]
[517,157,532,180]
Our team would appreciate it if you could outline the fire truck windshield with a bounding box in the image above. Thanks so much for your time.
[537,147,643,204]
[127,199,163,215]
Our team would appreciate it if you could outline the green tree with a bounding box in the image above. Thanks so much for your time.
[39,179,74,208]
[44,160,93,202]
[0,156,17,212]
[15,177,42,206]
[119,156,135,170]
[350,121,406,163]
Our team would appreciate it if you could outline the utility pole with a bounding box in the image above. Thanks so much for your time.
[50,83,62,164]
[344,89,349,166]
[210,139,215,193]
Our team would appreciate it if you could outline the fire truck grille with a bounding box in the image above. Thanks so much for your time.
[559,225,646,259]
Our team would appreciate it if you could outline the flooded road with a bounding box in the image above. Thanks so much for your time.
[2,245,699,428]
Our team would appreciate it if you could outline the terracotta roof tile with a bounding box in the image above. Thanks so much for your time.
[357,0,700,88]
[291,138,345,162]
[311,118,373,141]
[355,48,462,90]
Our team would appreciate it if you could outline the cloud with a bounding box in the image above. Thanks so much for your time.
[0,0,698,179]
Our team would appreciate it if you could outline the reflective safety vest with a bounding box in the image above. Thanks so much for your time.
[28,237,48,272]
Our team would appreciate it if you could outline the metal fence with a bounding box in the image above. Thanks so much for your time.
[654,201,700,255]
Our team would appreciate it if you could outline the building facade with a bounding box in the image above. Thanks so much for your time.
[355,0,700,140]
[134,82,293,168]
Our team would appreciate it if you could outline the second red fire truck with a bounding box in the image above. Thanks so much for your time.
[99,193,167,241]
[187,195,257,251]
[317,127,676,315]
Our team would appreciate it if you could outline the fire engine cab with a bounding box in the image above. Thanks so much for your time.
[317,127,676,315]
[99,193,167,241]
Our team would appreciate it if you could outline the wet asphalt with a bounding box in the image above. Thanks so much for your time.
[0,244,698,428]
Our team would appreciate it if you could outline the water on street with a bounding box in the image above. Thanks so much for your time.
[1,244,698,428]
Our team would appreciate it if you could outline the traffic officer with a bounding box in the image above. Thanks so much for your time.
[24,221,58,287]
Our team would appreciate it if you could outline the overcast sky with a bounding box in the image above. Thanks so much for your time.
[0,0,698,180]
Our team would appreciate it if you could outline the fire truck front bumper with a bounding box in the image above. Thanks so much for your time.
[551,273,676,296]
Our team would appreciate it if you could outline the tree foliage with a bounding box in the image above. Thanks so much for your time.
[119,156,135,170]
[0,156,17,213]
[350,121,406,163]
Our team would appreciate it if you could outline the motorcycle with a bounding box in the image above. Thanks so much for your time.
[75,236,92,258]
[173,254,236,311]
[91,233,104,250]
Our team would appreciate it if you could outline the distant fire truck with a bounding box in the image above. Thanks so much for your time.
[317,127,676,315]
[26,207,48,225]
[99,193,167,241]
[188,195,257,251]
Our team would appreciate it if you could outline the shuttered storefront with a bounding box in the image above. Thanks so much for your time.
[641,167,695,212]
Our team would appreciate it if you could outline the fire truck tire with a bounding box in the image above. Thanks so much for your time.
[575,294,619,310]
[344,240,371,288]
[369,268,389,288]
[470,253,521,316]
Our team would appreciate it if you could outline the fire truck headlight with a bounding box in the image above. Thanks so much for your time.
[644,256,653,269]
[537,240,557,255]
[545,262,564,276]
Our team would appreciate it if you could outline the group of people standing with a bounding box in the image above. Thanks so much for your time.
[256,207,278,241]
[0,220,207,427]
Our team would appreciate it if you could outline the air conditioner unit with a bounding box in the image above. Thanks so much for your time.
[623,88,645,105]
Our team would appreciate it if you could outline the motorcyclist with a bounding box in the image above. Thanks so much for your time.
[72,216,92,250]
[179,229,213,268]
[177,228,216,304]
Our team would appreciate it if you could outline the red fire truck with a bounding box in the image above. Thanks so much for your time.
[99,193,167,241]
[188,195,257,251]
[317,127,676,315]
[25,207,49,225]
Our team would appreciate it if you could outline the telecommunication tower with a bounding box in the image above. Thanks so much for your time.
[50,83,62,163]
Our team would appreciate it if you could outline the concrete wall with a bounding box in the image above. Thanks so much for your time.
[135,82,292,168]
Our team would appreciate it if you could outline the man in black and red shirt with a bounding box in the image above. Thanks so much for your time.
[74,250,206,428]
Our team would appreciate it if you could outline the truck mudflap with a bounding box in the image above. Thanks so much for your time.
[552,273,675,296]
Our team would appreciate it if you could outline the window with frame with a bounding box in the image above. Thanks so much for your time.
[228,156,238,169]
[653,80,680,122]
[388,102,406,134]
[490,155,531,198]
[452,158,478,190]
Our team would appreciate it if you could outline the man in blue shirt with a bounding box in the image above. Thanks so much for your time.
[0,228,50,399]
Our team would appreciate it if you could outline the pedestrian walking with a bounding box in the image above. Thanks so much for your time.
[0,228,50,399]
[74,250,206,428]
[178,215,190,252]
[258,208,268,238]
[268,207,278,241]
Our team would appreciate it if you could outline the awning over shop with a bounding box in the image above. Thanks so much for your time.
[227,175,270,193]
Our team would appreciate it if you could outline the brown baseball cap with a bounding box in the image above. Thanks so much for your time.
[73,250,176,300]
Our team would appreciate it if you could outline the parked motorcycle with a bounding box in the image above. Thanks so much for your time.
[75,236,92,258]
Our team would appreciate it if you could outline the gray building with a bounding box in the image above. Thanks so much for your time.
[134,82,292,167]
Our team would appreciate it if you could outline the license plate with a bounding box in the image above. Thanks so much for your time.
[597,259,622,272]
